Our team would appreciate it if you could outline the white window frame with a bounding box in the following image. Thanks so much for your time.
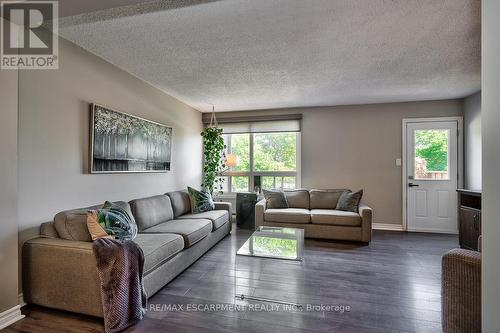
[222,132,301,195]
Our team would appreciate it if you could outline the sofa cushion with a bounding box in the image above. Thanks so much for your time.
[130,195,174,231]
[177,210,229,231]
[310,209,361,227]
[265,208,311,224]
[310,189,348,209]
[54,201,134,241]
[166,190,191,217]
[134,233,184,275]
[40,221,59,238]
[141,219,212,247]
[284,190,310,209]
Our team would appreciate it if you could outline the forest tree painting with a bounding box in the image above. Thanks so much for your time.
[90,104,172,173]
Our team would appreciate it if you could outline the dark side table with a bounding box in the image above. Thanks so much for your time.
[236,192,259,230]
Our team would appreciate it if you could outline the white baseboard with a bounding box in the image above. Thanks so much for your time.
[0,305,24,330]
[407,227,458,234]
[372,223,404,231]
[18,293,26,307]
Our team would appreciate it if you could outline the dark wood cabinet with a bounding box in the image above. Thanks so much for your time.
[236,192,258,230]
[457,189,481,251]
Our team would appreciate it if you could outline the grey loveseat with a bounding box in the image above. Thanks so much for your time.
[255,189,372,242]
[22,190,232,318]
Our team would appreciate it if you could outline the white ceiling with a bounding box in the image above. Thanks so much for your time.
[58,0,481,112]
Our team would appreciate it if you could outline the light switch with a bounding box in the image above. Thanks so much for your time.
[395,158,402,167]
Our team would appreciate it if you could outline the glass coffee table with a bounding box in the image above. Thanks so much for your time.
[235,226,305,306]
[237,226,304,261]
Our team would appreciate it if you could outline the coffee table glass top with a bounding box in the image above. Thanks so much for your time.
[236,226,304,260]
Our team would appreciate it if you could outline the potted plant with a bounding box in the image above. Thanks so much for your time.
[201,124,226,196]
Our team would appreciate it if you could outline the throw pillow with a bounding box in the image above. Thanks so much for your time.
[336,190,363,212]
[87,211,114,240]
[87,201,138,241]
[188,187,215,213]
[263,189,289,209]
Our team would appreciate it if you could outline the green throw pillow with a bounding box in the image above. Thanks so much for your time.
[188,187,215,213]
[87,201,138,241]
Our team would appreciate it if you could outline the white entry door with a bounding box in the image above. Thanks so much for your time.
[405,120,461,233]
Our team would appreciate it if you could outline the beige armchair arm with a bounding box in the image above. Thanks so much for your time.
[358,203,372,242]
[255,198,267,228]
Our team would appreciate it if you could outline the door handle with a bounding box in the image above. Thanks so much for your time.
[408,183,419,187]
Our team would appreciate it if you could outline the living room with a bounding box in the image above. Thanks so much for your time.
[0,0,497,332]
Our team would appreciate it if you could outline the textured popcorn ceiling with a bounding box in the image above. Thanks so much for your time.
[58,0,480,112]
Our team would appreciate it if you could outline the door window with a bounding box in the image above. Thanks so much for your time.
[414,129,450,180]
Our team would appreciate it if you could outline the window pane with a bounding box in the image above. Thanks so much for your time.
[259,176,296,190]
[414,129,449,180]
[229,134,250,172]
[283,177,296,189]
[231,176,249,192]
[261,176,275,190]
[275,177,283,189]
[254,133,297,172]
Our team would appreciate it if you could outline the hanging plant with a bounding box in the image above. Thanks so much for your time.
[201,108,226,195]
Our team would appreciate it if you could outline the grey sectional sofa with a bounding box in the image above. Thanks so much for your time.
[22,190,232,318]
[255,189,372,242]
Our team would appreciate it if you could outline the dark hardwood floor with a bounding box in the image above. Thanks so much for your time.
[3,227,457,333]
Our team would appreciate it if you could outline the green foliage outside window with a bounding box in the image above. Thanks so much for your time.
[415,130,449,172]
[231,176,249,192]
[228,134,250,172]
[254,133,296,171]
[225,132,298,192]
[261,176,296,190]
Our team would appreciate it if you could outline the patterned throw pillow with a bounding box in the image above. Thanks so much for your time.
[262,189,289,209]
[336,190,363,212]
[188,187,215,213]
[87,201,138,241]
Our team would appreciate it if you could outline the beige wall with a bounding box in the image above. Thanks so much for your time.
[482,0,500,331]
[464,92,481,190]
[0,69,20,312]
[218,100,463,226]
[17,37,203,249]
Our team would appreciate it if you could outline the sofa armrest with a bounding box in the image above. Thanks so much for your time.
[214,201,233,224]
[442,248,481,333]
[22,238,104,317]
[255,198,267,228]
[358,203,372,242]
